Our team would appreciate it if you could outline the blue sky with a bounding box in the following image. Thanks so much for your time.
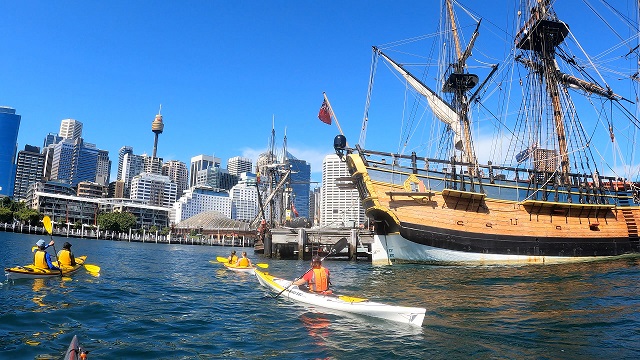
[2,1,638,184]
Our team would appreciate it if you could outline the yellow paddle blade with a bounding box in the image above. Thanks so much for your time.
[338,295,368,303]
[256,263,269,268]
[216,256,230,263]
[43,215,53,235]
[84,264,100,273]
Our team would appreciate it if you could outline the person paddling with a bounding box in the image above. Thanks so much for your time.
[235,251,253,268]
[57,241,76,267]
[292,256,331,294]
[228,250,238,264]
[33,239,60,270]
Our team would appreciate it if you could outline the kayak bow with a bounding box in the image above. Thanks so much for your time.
[254,269,426,326]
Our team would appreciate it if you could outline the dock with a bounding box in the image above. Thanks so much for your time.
[259,227,373,261]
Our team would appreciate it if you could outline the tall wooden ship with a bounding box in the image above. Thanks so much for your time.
[333,0,640,264]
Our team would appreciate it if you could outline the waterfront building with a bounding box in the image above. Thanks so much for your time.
[130,172,177,208]
[195,166,237,191]
[59,119,83,140]
[28,190,169,229]
[162,160,188,197]
[172,185,232,224]
[189,155,220,188]
[227,156,253,176]
[320,154,365,228]
[0,106,21,197]
[13,145,45,201]
[230,172,259,222]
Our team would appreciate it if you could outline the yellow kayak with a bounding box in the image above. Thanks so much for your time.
[4,256,87,280]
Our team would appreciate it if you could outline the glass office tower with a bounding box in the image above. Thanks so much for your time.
[0,107,21,197]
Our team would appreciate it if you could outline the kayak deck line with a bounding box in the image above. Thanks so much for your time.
[254,269,426,327]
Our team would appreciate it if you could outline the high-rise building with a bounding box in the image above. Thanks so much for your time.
[50,138,110,187]
[42,144,56,181]
[117,146,133,181]
[96,150,111,185]
[227,156,253,176]
[173,185,231,224]
[287,155,311,219]
[230,173,259,222]
[189,155,220,188]
[130,172,177,208]
[13,145,45,201]
[43,133,63,148]
[120,152,163,197]
[59,119,83,140]
[162,160,188,197]
[320,154,365,228]
[195,166,237,191]
[0,106,21,197]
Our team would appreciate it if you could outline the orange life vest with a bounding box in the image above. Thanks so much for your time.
[309,267,329,292]
[58,249,73,267]
[237,257,250,267]
[33,250,49,269]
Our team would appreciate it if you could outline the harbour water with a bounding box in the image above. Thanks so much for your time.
[1,231,639,359]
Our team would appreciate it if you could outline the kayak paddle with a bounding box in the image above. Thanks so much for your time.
[273,237,348,299]
[84,264,101,274]
[43,215,63,278]
[213,257,269,268]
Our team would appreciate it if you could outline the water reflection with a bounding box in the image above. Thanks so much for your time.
[300,313,331,346]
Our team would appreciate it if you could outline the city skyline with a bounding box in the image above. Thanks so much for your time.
[3,1,636,186]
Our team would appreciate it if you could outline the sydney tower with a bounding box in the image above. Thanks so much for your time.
[151,105,164,158]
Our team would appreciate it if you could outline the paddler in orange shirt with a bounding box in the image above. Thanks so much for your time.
[293,256,331,294]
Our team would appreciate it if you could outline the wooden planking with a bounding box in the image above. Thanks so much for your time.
[371,182,630,240]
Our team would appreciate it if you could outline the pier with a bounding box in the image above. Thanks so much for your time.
[261,227,373,261]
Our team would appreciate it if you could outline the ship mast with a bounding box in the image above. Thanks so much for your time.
[444,0,480,176]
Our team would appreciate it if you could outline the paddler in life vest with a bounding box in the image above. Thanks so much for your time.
[228,250,238,264]
[293,256,331,294]
[57,241,76,267]
[33,239,60,270]
[235,251,253,268]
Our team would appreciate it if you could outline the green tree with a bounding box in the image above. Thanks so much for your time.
[160,227,170,236]
[14,207,41,226]
[97,212,137,232]
[0,207,13,223]
[149,225,158,233]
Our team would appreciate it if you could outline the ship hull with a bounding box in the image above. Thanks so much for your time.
[345,153,640,265]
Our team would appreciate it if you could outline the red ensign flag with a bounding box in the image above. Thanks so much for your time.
[318,99,331,125]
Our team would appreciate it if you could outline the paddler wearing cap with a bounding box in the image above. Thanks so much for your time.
[57,241,76,267]
[33,239,60,270]
[292,255,332,294]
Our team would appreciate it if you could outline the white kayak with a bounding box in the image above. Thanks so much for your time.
[254,269,426,326]
[222,262,256,273]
